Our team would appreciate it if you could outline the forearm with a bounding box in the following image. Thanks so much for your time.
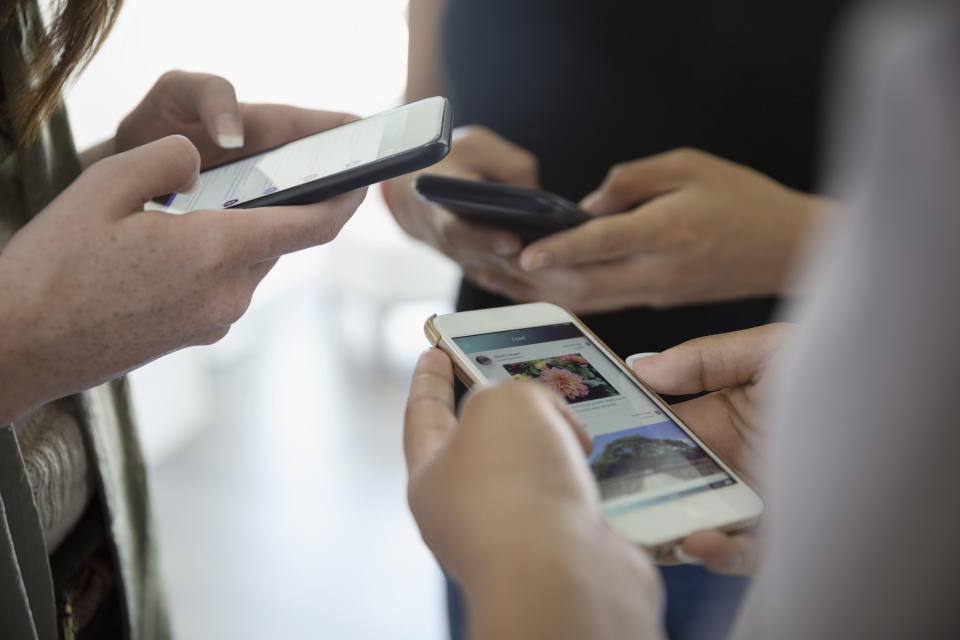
[461,523,664,640]
[406,0,448,102]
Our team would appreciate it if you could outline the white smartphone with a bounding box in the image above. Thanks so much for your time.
[425,302,763,556]
[147,96,452,213]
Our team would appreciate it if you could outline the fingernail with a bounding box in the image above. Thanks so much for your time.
[580,191,602,213]
[673,546,703,566]
[215,113,244,149]
[492,235,520,256]
[625,352,659,369]
[521,250,552,271]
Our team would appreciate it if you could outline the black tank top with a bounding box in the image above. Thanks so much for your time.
[440,0,847,355]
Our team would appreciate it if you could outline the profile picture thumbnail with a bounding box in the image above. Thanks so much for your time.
[474,355,492,365]
[502,353,618,403]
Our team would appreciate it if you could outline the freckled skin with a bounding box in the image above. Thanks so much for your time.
[0,75,367,425]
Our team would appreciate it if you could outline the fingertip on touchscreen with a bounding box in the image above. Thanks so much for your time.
[625,352,659,370]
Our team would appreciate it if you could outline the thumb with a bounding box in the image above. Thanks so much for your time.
[93,135,201,216]
[631,327,779,396]
[677,529,758,576]
[580,151,694,216]
[404,348,459,475]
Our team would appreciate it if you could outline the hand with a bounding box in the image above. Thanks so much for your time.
[0,135,365,425]
[114,70,356,168]
[405,349,662,640]
[383,126,536,282]
[475,148,828,312]
[630,323,791,575]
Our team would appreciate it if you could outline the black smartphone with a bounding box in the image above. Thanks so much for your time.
[413,174,590,241]
[148,97,452,213]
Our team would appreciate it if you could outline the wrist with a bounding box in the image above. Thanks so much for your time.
[774,191,834,296]
[0,271,61,424]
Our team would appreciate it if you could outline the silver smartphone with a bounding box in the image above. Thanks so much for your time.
[425,302,763,557]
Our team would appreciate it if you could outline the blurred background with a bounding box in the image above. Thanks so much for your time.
[66,1,455,637]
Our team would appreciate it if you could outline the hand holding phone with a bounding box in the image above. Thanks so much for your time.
[404,347,660,636]
[381,126,539,267]
[423,302,764,557]
[0,135,365,425]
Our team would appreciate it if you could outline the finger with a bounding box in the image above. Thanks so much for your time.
[631,324,787,395]
[553,395,594,456]
[460,381,592,459]
[239,103,357,151]
[404,348,459,473]
[665,393,761,482]
[579,148,709,216]
[162,71,245,149]
[469,269,539,302]
[452,126,539,187]
[518,199,674,271]
[93,135,201,216]
[434,208,523,257]
[532,384,595,457]
[678,529,758,576]
[208,187,367,262]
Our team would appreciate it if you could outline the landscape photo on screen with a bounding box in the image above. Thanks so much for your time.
[503,353,619,404]
[587,422,727,500]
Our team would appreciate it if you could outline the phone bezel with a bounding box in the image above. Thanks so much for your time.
[425,302,763,555]
[153,96,452,212]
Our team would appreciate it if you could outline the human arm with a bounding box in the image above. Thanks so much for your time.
[473,149,832,312]
[405,348,664,640]
[385,1,539,285]
[630,324,790,575]
[407,0,448,103]
[0,134,365,425]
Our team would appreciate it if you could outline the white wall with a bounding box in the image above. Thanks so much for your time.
[64,2,459,637]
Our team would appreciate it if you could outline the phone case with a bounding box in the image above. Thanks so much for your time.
[229,98,454,209]
[413,174,590,241]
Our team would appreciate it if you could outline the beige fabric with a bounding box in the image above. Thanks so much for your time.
[12,401,93,553]
[0,2,170,639]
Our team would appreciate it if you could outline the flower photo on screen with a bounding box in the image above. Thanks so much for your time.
[503,353,619,403]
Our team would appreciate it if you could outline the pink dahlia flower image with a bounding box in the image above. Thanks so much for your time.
[559,354,588,364]
[538,366,590,400]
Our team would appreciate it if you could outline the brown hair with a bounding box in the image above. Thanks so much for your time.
[1,0,123,144]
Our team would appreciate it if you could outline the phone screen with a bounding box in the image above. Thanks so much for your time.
[453,323,736,516]
[152,99,443,213]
